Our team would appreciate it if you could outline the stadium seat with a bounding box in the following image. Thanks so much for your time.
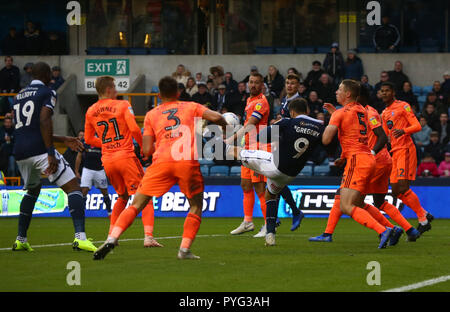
[295,46,315,53]
[229,166,241,176]
[316,46,329,53]
[412,85,422,96]
[418,95,427,110]
[86,47,108,55]
[398,46,418,53]
[422,86,433,95]
[255,46,274,54]
[298,165,312,176]
[357,46,375,53]
[129,48,148,55]
[199,159,215,166]
[149,48,168,55]
[108,47,128,55]
[420,46,440,53]
[151,86,159,93]
[200,166,209,177]
[274,47,295,54]
[209,166,230,176]
[313,165,329,176]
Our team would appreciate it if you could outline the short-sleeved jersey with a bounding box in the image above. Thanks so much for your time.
[381,100,418,153]
[85,99,141,162]
[13,80,56,161]
[243,93,270,149]
[81,141,103,171]
[143,101,207,164]
[328,102,371,159]
[366,105,391,164]
[271,115,324,177]
[279,93,300,118]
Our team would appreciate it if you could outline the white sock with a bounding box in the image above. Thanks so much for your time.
[419,220,428,226]
[106,236,117,244]
[75,232,87,240]
[16,236,27,243]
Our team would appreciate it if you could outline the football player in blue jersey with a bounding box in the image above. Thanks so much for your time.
[11,62,97,252]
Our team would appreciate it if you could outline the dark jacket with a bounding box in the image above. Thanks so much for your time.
[264,72,284,98]
[344,57,364,80]
[0,65,20,93]
[224,91,247,120]
[224,78,238,94]
[192,91,216,111]
[435,121,450,145]
[421,111,440,131]
[313,82,336,105]
[49,75,65,90]
[424,141,444,164]
[396,90,419,113]
[388,70,409,93]
[373,24,401,51]
[305,69,325,90]
[323,52,345,79]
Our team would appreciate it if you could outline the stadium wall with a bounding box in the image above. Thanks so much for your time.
[1,177,449,219]
[9,53,450,96]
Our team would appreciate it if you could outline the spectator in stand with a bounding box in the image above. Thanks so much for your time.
[432,80,446,103]
[223,81,247,122]
[1,27,23,55]
[191,81,216,110]
[305,60,325,90]
[0,116,17,176]
[314,73,336,105]
[209,65,225,89]
[424,91,445,115]
[396,81,419,113]
[23,21,43,55]
[195,72,205,84]
[307,90,322,118]
[424,131,444,164]
[264,65,284,99]
[436,113,450,145]
[20,62,33,89]
[388,61,410,93]
[177,83,191,101]
[262,83,275,125]
[413,116,432,159]
[206,79,216,96]
[371,89,385,114]
[373,71,390,96]
[441,71,450,98]
[223,71,238,94]
[287,67,303,82]
[185,77,198,97]
[373,15,400,52]
[0,56,20,94]
[360,75,373,94]
[172,64,191,87]
[63,130,84,174]
[316,112,325,122]
[417,154,439,178]
[323,42,345,86]
[44,31,66,55]
[242,65,259,84]
[422,102,440,131]
[343,49,364,81]
[298,82,309,99]
[438,152,450,177]
[214,84,227,113]
[49,66,65,90]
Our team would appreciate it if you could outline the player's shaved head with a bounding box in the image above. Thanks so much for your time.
[340,79,360,100]
[288,98,308,114]
[158,76,178,99]
[357,83,371,107]
[381,81,395,91]
[31,62,51,85]
[95,76,115,96]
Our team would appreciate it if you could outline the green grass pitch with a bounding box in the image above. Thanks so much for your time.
[0,217,449,292]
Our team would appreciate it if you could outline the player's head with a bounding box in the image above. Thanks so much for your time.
[95,76,117,99]
[158,76,178,100]
[78,130,85,140]
[285,74,300,97]
[336,79,360,105]
[288,98,309,118]
[357,82,371,107]
[31,62,52,85]
[248,72,264,96]
[380,82,396,104]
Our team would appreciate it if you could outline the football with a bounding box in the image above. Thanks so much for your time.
[222,112,240,126]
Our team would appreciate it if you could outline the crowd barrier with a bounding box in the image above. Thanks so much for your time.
[1,177,449,219]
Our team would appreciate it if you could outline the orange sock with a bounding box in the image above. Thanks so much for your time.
[325,195,343,234]
[141,200,155,237]
[350,206,386,235]
[180,213,202,250]
[380,201,412,231]
[109,197,127,234]
[243,190,255,222]
[364,204,394,228]
[110,205,139,239]
[257,192,267,222]
[397,189,427,222]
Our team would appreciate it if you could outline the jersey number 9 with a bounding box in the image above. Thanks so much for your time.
[293,137,310,159]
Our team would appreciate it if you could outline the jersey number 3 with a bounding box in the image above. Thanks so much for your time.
[96,118,124,144]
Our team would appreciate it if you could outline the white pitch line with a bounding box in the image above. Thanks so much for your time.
[383,275,450,292]
[0,234,227,251]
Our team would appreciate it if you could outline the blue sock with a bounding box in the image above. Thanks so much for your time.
[103,194,111,212]
[68,191,85,234]
[266,199,278,234]
[280,186,300,216]
[17,193,38,238]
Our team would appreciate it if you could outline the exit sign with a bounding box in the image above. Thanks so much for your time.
[85,59,129,76]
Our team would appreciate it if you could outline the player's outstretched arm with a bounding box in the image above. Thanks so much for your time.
[40,106,58,175]
[224,116,259,145]
[53,135,84,152]
[202,109,228,130]
[322,125,338,146]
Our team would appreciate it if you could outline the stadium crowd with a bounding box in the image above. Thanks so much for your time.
[1,43,450,181]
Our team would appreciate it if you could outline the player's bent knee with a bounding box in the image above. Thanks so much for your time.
[61,178,82,195]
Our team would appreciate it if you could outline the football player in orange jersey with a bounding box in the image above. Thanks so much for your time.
[226,73,270,237]
[380,82,433,235]
[84,76,162,248]
[322,80,394,248]
[93,76,228,260]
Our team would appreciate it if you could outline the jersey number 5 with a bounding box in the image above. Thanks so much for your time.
[96,118,124,144]
[357,112,367,135]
